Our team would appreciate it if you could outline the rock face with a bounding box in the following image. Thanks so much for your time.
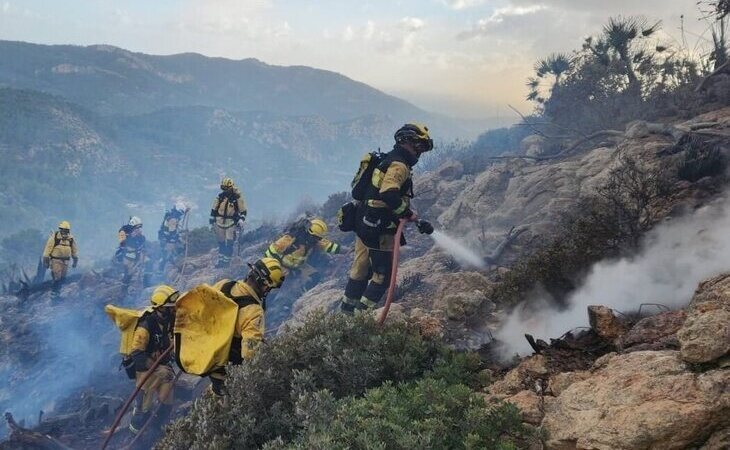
[587,305,627,340]
[678,273,730,363]
[542,351,729,450]
[618,310,686,352]
[489,355,549,396]
[505,390,544,425]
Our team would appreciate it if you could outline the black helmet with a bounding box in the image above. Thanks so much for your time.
[394,123,433,152]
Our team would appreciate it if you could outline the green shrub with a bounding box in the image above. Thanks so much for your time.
[272,378,529,450]
[185,226,217,256]
[158,313,486,449]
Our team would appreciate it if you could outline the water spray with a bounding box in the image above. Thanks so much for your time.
[430,230,486,269]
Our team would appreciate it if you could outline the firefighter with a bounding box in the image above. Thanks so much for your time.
[128,285,180,436]
[116,216,146,284]
[208,257,284,396]
[210,177,247,268]
[158,202,188,272]
[42,221,78,299]
[340,124,434,313]
[264,217,341,289]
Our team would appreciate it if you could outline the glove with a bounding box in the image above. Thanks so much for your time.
[43,257,50,268]
[72,257,78,268]
[209,217,215,225]
[237,219,245,228]
[417,220,434,235]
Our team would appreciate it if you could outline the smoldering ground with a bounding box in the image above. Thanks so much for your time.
[496,195,730,357]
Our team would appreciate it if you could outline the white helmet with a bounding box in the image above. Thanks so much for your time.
[129,216,143,227]
[174,201,187,212]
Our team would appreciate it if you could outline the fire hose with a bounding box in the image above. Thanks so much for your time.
[121,370,182,450]
[377,218,406,326]
[101,345,173,450]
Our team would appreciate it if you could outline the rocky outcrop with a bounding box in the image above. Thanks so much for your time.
[542,351,729,450]
[678,273,730,364]
[618,310,686,352]
[587,305,627,340]
[488,355,548,396]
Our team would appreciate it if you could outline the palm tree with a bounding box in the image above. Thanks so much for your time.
[527,53,571,103]
[602,17,661,91]
[711,16,728,69]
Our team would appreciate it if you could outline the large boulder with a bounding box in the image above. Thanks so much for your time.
[283,279,343,330]
[505,390,544,425]
[444,290,489,321]
[677,273,730,363]
[618,310,686,352]
[521,134,547,157]
[587,305,627,340]
[542,351,729,450]
[489,354,549,396]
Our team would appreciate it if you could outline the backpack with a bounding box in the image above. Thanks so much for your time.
[351,150,385,201]
[53,231,73,248]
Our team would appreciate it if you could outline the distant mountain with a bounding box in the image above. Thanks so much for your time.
[0,40,425,121]
[0,87,413,257]
[0,40,482,256]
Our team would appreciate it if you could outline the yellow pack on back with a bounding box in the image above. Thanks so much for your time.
[104,304,150,356]
[174,284,239,375]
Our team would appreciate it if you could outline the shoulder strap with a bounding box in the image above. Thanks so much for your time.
[219,280,263,310]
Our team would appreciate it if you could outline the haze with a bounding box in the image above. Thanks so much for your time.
[0,0,712,119]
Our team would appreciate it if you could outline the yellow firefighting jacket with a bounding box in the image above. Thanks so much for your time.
[130,310,173,371]
[265,233,340,269]
[43,231,78,260]
[211,189,247,229]
[368,160,412,218]
[212,279,264,361]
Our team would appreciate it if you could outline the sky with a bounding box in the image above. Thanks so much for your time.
[0,0,716,119]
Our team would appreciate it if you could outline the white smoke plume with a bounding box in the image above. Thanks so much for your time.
[431,230,487,269]
[496,195,730,357]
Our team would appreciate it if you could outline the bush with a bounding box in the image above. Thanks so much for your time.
[271,378,529,450]
[492,153,672,306]
[676,136,727,182]
[185,226,217,256]
[158,313,487,449]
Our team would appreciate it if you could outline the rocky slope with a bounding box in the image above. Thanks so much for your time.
[1,107,729,449]
[483,273,729,450]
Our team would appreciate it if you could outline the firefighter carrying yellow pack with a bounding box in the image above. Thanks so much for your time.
[128,284,180,435]
[340,124,435,313]
[42,221,78,299]
[174,258,284,396]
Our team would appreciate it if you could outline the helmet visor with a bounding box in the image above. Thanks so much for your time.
[414,138,433,153]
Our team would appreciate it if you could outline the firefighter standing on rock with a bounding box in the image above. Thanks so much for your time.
[340,124,435,314]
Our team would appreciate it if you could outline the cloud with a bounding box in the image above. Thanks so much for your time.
[176,0,274,38]
[342,25,355,42]
[442,0,486,10]
[399,16,425,33]
[458,4,548,39]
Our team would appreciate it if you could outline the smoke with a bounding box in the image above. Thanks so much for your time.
[431,230,487,269]
[496,196,730,357]
[0,294,124,436]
